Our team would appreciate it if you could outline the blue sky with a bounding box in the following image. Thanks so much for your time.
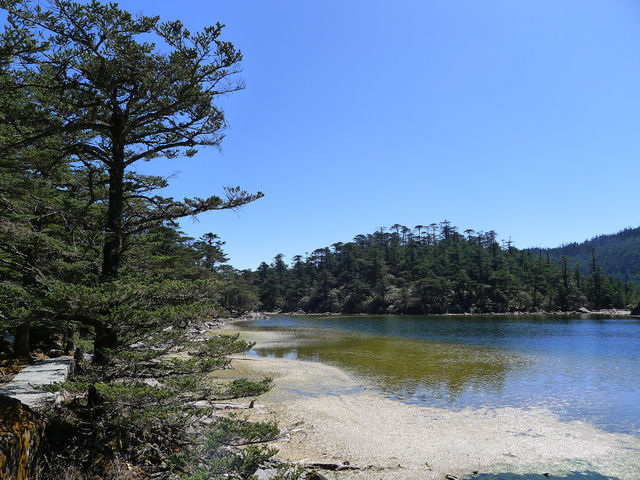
[120,0,640,269]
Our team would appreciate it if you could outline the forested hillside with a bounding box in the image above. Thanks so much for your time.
[247,223,638,314]
[530,227,640,282]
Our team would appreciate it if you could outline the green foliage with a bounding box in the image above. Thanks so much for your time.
[271,464,306,480]
[0,0,273,477]
[249,222,638,314]
[181,445,277,480]
[220,378,273,400]
[532,226,640,282]
[1,0,263,281]
[41,330,277,478]
[206,415,279,449]
[180,462,305,480]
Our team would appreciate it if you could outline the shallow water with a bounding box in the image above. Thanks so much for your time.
[235,315,640,436]
[465,473,617,480]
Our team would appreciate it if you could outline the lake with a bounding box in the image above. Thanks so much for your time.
[235,314,640,436]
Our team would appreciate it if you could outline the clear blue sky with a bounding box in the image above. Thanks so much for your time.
[121,0,640,270]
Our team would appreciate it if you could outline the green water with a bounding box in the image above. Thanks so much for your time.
[236,314,640,436]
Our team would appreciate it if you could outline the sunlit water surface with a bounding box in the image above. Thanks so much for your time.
[235,315,640,436]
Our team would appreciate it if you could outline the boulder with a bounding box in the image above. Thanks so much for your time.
[254,467,279,479]
[2,332,15,347]
[631,303,640,316]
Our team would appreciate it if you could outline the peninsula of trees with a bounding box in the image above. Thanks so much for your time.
[247,222,638,314]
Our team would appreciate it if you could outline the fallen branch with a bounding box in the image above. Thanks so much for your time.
[190,400,259,410]
[298,461,363,471]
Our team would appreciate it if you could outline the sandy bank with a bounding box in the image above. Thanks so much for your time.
[222,328,640,480]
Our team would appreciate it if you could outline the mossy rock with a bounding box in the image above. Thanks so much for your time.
[0,395,45,480]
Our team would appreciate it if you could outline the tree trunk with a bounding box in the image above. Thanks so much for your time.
[15,322,30,360]
[101,138,125,277]
[97,107,126,364]
[93,323,117,365]
[64,325,75,355]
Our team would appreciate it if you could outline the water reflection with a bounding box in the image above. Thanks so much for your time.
[250,329,529,405]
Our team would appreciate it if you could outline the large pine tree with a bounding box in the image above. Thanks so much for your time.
[1,0,263,361]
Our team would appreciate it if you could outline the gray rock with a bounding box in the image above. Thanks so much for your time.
[260,458,283,469]
[0,357,74,410]
[140,378,162,387]
[254,467,278,479]
[2,332,15,346]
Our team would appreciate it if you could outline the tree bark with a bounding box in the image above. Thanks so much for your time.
[15,321,30,360]
[101,120,125,277]
[93,322,117,365]
[64,325,75,355]
[96,107,126,364]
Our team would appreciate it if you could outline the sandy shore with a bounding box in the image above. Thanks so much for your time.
[220,328,640,480]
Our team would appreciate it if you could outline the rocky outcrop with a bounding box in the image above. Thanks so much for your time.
[0,395,45,480]
[631,302,640,316]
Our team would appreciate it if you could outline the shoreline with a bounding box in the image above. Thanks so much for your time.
[220,325,640,480]
[254,309,634,318]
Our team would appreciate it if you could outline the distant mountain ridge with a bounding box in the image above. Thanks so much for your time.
[530,226,640,281]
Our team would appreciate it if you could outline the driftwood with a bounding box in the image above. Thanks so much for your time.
[298,461,363,471]
[210,401,256,410]
[272,421,305,443]
[190,400,259,410]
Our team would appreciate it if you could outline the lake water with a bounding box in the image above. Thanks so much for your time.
[235,315,640,436]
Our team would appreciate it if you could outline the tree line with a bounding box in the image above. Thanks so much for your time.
[531,226,640,282]
[247,222,639,314]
